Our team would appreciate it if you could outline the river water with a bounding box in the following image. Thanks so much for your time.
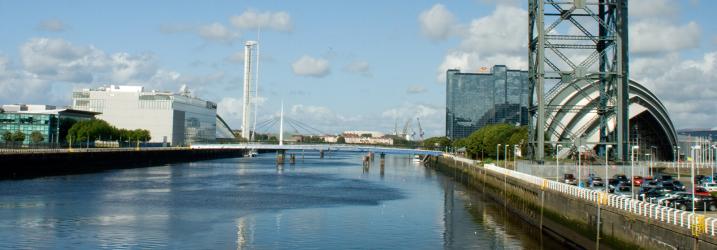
[0,152,562,249]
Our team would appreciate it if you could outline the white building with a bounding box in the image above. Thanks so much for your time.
[71,85,218,146]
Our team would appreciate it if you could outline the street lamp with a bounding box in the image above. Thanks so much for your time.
[578,145,583,187]
[711,145,716,181]
[504,144,509,169]
[645,153,652,178]
[631,145,640,199]
[556,144,563,182]
[497,144,501,166]
[692,145,702,215]
[650,146,657,177]
[605,145,611,194]
[513,144,519,171]
[674,146,681,180]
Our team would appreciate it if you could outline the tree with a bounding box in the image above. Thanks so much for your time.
[336,136,346,144]
[423,136,452,150]
[13,131,25,143]
[30,131,44,144]
[2,131,11,143]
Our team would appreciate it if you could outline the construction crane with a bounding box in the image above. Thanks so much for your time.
[402,118,412,141]
[416,117,425,141]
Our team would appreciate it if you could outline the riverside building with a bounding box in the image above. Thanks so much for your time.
[71,85,218,146]
[445,65,529,140]
[0,104,97,145]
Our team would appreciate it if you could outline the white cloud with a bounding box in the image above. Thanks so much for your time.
[291,55,330,77]
[343,60,371,77]
[418,4,458,41]
[230,10,292,32]
[632,52,717,129]
[629,0,677,19]
[406,85,427,94]
[630,20,700,55]
[225,51,245,64]
[37,19,67,32]
[198,22,239,43]
[424,5,528,82]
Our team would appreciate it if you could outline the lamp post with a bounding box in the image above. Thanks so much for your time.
[556,144,563,182]
[578,145,584,187]
[605,145,611,194]
[711,145,716,182]
[631,145,640,199]
[645,153,652,178]
[675,146,680,180]
[692,145,701,215]
[497,144,501,166]
[513,144,519,172]
[504,144,509,169]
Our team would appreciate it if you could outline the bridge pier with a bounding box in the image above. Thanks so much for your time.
[319,150,324,159]
[276,150,286,165]
[289,153,296,165]
[380,153,385,167]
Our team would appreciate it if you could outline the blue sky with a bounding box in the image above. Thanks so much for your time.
[1,0,717,137]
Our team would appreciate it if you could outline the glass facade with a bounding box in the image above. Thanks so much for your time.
[446,65,529,140]
[0,109,95,145]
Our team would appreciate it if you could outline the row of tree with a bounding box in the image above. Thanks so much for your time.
[421,124,529,160]
[2,131,45,144]
[66,119,151,143]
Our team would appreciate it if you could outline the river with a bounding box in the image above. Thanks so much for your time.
[0,152,563,249]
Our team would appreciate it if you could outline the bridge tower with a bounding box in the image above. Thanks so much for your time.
[528,0,629,162]
[241,41,258,140]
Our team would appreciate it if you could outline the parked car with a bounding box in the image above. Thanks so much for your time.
[694,187,710,196]
[672,195,717,211]
[703,183,717,192]
[657,174,674,182]
[563,174,577,185]
[658,192,689,207]
[639,188,666,203]
[588,175,604,187]
[672,180,686,191]
[659,181,677,192]
[695,175,707,185]
[613,174,628,183]
[633,176,644,186]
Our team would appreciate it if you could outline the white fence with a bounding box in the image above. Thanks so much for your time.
[443,154,717,237]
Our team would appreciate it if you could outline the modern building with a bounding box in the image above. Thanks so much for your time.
[446,65,529,140]
[0,104,97,145]
[547,80,677,161]
[71,85,218,146]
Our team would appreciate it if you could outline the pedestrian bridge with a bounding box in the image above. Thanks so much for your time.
[190,143,443,156]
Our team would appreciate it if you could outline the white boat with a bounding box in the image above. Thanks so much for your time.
[245,149,258,157]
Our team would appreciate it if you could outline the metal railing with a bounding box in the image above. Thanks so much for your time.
[443,154,717,237]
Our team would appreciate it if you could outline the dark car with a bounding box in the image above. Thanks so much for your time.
[657,175,674,182]
[613,174,628,183]
[672,180,686,191]
[695,175,707,184]
[638,188,666,203]
[563,174,577,185]
[660,181,677,192]
[673,195,717,211]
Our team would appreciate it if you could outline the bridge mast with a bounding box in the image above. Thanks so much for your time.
[241,41,257,140]
[528,0,629,162]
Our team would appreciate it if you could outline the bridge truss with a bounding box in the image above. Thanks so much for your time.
[528,0,629,162]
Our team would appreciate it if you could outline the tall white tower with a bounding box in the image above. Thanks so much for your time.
[241,41,257,140]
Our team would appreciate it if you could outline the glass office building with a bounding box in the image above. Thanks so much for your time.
[72,85,218,146]
[0,104,97,145]
[446,65,529,139]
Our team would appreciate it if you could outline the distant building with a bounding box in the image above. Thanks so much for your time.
[340,131,394,145]
[0,104,98,145]
[71,85,218,146]
[446,65,529,139]
[677,129,717,141]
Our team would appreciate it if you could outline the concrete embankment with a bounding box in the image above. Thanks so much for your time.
[1,148,247,179]
[427,156,717,250]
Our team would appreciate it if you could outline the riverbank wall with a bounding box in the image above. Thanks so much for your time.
[1,148,247,179]
[427,156,717,250]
